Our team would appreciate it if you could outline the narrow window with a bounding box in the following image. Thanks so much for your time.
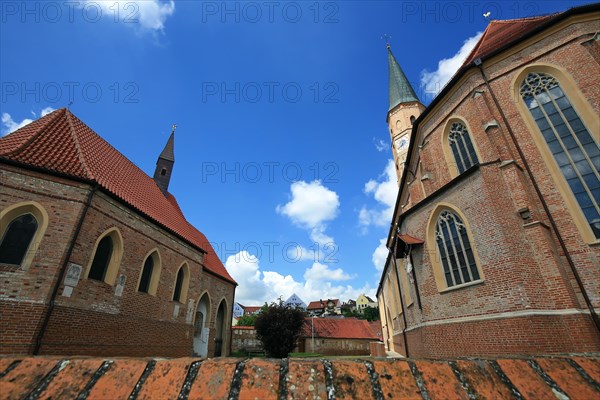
[89,236,113,281]
[435,211,479,288]
[138,255,154,293]
[410,115,416,125]
[521,72,600,238]
[448,122,479,173]
[173,267,184,302]
[0,214,38,265]
[160,168,167,176]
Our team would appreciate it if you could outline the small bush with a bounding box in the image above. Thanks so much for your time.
[254,300,305,358]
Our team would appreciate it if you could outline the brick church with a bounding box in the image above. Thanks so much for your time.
[0,109,237,357]
[377,3,599,358]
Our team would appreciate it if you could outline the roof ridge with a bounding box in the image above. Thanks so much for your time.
[2,108,65,157]
[64,109,95,181]
[490,13,558,23]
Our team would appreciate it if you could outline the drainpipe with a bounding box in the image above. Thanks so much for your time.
[476,63,600,333]
[34,184,98,355]
[229,286,236,356]
[390,238,410,358]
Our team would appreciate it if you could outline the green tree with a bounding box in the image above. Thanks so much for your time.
[254,299,305,358]
[236,314,257,326]
[362,306,380,322]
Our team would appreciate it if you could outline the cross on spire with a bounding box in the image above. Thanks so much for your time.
[171,124,177,134]
[382,33,392,49]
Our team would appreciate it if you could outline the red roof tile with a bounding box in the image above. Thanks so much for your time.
[1,356,598,399]
[463,14,556,66]
[0,109,236,285]
[307,299,340,310]
[301,318,380,340]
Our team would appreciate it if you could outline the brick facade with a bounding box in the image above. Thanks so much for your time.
[378,9,600,358]
[1,158,235,358]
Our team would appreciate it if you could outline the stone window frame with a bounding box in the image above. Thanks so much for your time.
[426,203,485,293]
[0,201,49,271]
[83,227,123,286]
[441,117,481,179]
[136,248,162,296]
[512,64,600,244]
[172,261,190,303]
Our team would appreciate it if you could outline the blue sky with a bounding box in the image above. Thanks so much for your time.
[1,0,587,305]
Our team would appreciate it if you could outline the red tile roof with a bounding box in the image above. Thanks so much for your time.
[301,318,380,340]
[2,356,598,399]
[463,14,556,66]
[0,108,236,285]
[307,299,340,310]
[243,306,261,314]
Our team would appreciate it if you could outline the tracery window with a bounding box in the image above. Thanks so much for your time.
[521,72,600,238]
[435,211,479,287]
[448,122,479,174]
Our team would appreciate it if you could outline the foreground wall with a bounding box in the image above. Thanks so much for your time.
[1,355,598,399]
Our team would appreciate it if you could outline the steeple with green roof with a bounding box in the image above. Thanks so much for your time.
[387,44,419,112]
[385,44,425,185]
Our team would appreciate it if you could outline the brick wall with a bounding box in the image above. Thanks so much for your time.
[0,165,235,357]
[381,16,600,358]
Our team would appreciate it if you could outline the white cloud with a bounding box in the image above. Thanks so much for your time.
[1,107,56,136]
[226,251,374,306]
[374,138,388,152]
[358,159,398,229]
[82,1,175,33]
[277,180,340,229]
[420,32,483,98]
[304,262,353,281]
[277,180,340,259]
[372,238,389,272]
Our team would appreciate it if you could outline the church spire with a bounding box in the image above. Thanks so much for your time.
[387,44,419,112]
[385,44,425,185]
[153,125,176,195]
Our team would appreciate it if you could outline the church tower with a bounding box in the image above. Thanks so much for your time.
[387,44,425,184]
[153,125,176,194]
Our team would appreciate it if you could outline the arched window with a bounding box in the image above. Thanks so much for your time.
[172,263,189,303]
[89,236,113,281]
[0,213,38,266]
[138,256,154,293]
[137,250,161,295]
[448,122,479,174]
[435,210,480,288]
[85,228,123,285]
[520,72,600,239]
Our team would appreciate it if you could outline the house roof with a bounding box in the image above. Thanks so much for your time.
[0,108,236,285]
[307,299,340,310]
[301,318,380,340]
[1,356,598,399]
[463,15,556,66]
[243,306,261,313]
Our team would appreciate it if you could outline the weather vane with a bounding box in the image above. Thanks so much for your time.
[382,33,392,48]
[171,124,177,134]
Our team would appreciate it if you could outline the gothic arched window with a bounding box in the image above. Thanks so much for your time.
[448,122,479,174]
[138,255,154,293]
[435,211,480,287]
[173,263,190,303]
[521,72,600,239]
[0,214,38,266]
[88,236,113,281]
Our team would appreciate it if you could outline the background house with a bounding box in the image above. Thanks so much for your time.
[298,318,382,355]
